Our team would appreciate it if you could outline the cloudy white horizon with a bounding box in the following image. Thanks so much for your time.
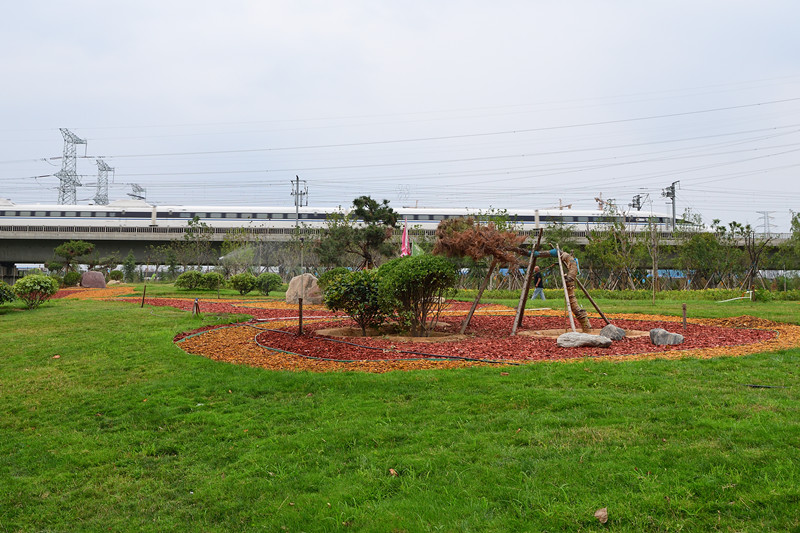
[2,1,799,231]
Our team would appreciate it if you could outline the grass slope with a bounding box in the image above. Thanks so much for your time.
[1,297,799,531]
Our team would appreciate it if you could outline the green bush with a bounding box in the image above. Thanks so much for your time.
[0,281,15,305]
[256,272,283,295]
[317,267,350,289]
[63,271,82,287]
[228,272,257,295]
[323,269,388,336]
[174,271,204,290]
[108,270,123,281]
[202,272,226,291]
[379,255,458,337]
[13,274,60,309]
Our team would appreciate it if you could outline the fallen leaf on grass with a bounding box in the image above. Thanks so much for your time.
[594,507,608,524]
[389,468,398,477]
[52,355,60,359]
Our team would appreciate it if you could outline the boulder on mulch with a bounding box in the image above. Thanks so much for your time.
[80,271,106,288]
[286,273,323,305]
[599,324,626,341]
[650,328,684,346]
[557,332,612,348]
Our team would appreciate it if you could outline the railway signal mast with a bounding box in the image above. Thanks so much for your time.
[55,128,87,205]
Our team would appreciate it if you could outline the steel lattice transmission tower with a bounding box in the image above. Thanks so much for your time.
[55,128,87,205]
[94,159,113,205]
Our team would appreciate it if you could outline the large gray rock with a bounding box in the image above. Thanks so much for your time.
[649,328,684,346]
[599,324,626,341]
[557,332,612,348]
[80,271,106,288]
[286,273,323,304]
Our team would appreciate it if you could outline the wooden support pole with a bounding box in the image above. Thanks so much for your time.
[682,303,687,331]
[298,297,304,335]
[140,283,147,308]
[574,277,610,326]
[556,245,577,333]
[460,258,498,334]
[512,229,543,335]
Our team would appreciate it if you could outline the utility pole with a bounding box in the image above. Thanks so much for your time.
[629,194,645,211]
[661,181,679,231]
[55,128,87,205]
[291,175,308,228]
[756,210,776,236]
[94,159,113,205]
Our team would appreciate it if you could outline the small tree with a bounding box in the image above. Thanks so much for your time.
[315,196,399,270]
[13,275,60,309]
[228,272,257,295]
[174,271,204,290]
[0,281,15,305]
[379,255,458,337]
[324,269,388,336]
[63,271,82,287]
[256,272,283,295]
[54,240,95,272]
[122,251,137,282]
[317,267,351,290]
[202,272,225,291]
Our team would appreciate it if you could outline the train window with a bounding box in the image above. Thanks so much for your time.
[19,211,31,216]
[80,211,91,217]
[35,211,47,216]
[64,211,76,217]
[563,216,575,222]
[577,216,588,222]
[224,212,237,218]
[432,215,444,220]
[254,213,268,219]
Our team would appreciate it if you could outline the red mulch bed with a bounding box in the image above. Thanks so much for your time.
[252,315,775,362]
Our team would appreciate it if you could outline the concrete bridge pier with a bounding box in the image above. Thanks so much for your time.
[1,262,19,285]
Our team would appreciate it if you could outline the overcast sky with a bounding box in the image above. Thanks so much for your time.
[2,1,800,231]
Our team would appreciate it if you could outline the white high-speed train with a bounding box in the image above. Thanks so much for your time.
[0,198,679,231]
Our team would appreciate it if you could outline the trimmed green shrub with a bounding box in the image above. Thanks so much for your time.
[63,271,82,287]
[0,281,15,305]
[324,269,388,336]
[13,274,60,309]
[174,271,203,290]
[256,272,283,295]
[379,255,458,337]
[317,267,350,289]
[202,272,225,291]
[229,272,257,295]
[108,270,123,281]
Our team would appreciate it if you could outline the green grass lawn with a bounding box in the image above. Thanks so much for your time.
[1,294,799,531]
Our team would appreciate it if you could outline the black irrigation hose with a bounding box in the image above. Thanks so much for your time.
[245,323,519,366]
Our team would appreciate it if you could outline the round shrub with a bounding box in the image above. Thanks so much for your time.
[228,272,257,295]
[317,267,350,290]
[108,270,123,281]
[202,272,225,291]
[63,271,82,287]
[323,269,388,336]
[0,281,15,305]
[13,274,60,309]
[379,255,458,337]
[256,272,283,295]
[174,271,203,290]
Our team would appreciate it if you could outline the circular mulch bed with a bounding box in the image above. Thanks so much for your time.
[56,290,800,372]
[160,298,800,372]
